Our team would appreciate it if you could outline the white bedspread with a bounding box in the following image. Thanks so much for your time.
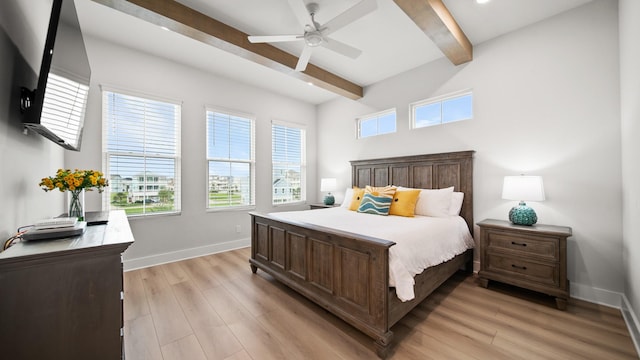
[269,207,475,302]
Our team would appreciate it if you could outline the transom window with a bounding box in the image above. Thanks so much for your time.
[356,108,396,138]
[102,89,181,216]
[411,91,473,128]
[206,109,255,209]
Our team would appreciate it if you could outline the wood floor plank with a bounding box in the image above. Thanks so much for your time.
[124,269,150,321]
[496,301,637,356]
[494,309,639,359]
[139,266,193,346]
[219,275,283,318]
[161,334,207,360]
[223,349,253,360]
[123,248,639,360]
[394,322,476,360]
[160,260,190,285]
[179,256,222,291]
[123,315,163,360]
[400,311,516,360]
[172,280,243,359]
[201,282,255,326]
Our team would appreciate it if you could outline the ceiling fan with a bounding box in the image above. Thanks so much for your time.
[248,0,377,72]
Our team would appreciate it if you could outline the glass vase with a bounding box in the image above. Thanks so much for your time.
[68,189,85,221]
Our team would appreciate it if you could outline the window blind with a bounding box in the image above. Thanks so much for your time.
[272,122,305,205]
[206,109,255,209]
[102,90,181,216]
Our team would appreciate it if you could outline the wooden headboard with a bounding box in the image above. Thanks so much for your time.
[350,150,474,235]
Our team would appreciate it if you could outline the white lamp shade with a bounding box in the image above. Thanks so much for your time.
[320,178,337,192]
[502,175,545,201]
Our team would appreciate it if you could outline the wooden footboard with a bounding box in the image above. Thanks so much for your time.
[250,212,396,353]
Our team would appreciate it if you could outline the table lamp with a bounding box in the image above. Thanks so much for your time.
[502,175,545,225]
[320,178,337,205]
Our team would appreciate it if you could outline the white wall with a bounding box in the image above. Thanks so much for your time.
[65,36,317,268]
[0,0,66,243]
[318,0,623,303]
[619,0,640,348]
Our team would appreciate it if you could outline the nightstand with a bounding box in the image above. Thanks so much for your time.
[309,203,340,209]
[477,219,572,310]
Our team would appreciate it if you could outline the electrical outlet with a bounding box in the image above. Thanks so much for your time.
[235,225,241,233]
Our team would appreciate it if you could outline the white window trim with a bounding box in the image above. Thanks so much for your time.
[271,119,307,206]
[410,89,473,129]
[356,108,396,139]
[101,85,182,218]
[205,106,256,212]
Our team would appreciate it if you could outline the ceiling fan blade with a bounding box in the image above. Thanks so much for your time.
[248,35,303,43]
[287,0,314,29]
[248,35,304,44]
[321,37,362,59]
[295,46,313,72]
[322,0,377,36]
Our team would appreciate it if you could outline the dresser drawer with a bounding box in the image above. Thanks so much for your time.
[487,231,558,261]
[486,253,559,287]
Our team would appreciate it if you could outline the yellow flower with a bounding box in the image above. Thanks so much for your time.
[39,169,109,193]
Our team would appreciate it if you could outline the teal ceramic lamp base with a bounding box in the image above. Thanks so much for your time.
[509,201,538,226]
[323,194,335,205]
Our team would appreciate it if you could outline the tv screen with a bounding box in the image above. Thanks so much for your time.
[21,0,91,151]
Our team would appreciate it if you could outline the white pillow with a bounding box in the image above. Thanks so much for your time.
[449,191,464,216]
[340,188,353,208]
[414,186,455,217]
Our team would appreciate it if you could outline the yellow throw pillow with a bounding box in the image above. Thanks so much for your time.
[364,185,397,198]
[389,189,421,217]
[349,187,366,211]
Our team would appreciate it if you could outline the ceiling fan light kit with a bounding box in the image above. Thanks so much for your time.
[304,31,323,47]
[248,0,377,72]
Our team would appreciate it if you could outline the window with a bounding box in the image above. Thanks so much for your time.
[102,89,181,216]
[272,121,306,205]
[206,109,255,209]
[411,91,472,128]
[357,108,396,138]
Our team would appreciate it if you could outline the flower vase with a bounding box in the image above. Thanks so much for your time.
[68,189,85,221]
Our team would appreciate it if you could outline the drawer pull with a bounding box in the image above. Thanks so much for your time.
[512,264,527,270]
[511,241,527,247]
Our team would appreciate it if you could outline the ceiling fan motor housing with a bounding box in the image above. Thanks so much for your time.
[304,31,323,47]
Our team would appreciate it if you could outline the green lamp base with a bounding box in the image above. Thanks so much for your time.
[509,201,538,226]
[323,194,335,205]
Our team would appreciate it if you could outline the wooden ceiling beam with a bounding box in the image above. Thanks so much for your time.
[90,0,363,100]
[393,0,472,65]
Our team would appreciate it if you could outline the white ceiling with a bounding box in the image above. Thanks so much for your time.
[75,0,593,105]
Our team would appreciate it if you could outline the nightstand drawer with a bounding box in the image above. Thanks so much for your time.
[487,231,558,261]
[486,253,559,287]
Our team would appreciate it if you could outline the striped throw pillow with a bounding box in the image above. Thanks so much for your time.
[357,193,393,216]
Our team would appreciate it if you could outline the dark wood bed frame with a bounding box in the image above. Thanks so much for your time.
[250,151,474,357]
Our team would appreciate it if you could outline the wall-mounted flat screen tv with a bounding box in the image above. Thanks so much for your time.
[21,0,91,151]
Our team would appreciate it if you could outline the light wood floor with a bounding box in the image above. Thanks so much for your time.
[123,247,638,359]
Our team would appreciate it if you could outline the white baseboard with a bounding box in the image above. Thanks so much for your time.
[622,294,640,357]
[570,282,623,308]
[123,238,250,271]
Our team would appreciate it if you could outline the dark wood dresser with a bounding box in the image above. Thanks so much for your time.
[0,210,134,359]
[477,218,572,309]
